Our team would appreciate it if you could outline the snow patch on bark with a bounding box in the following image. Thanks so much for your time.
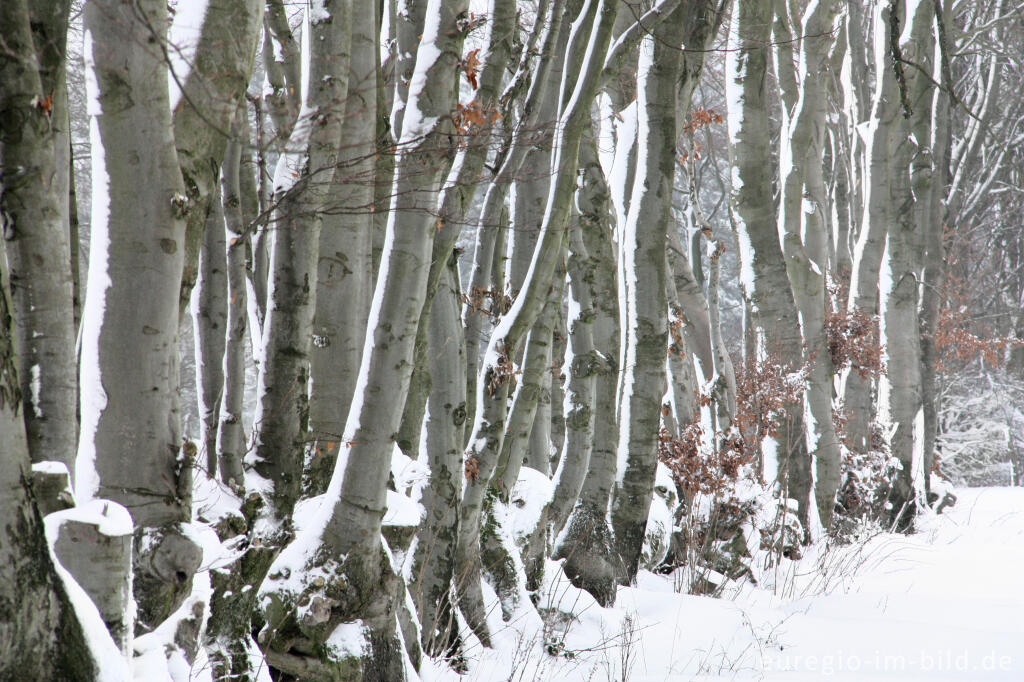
[77,28,113,505]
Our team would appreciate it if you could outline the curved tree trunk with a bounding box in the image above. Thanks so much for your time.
[843,1,901,457]
[457,0,620,641]
[776,0,842,531]
[555,126,620,606]
[259,2,470,677]
[409,258,467,657]
[610,6,680,583]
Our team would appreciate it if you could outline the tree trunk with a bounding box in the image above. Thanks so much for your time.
[776,0,842,531]
[307,0,378,492]
[409,257,466,658]
[726,0,811,525]
[882,0,933,528]
[555,126,620,606]
[259,2,469,676]
[0,119,111,679]
[0,0,77,471]
[457,0,620,641]
[173,0,262,317]
[217,110,250,488]
[193,187,227,477]
[843,0,901,457]
[250,0,353,522]
[610,5,681,583]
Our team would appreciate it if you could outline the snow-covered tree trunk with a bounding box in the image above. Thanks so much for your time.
[78,0,203,618]
[409,258,466,657]
[844,1,901,456]
[0,0,77,470]
[727,0,811,524]
[496,267,563,498]
[307,0,378,491]
[172,0,262,316]
[555,124,620,606]
[0,232,110,680]
[193,188,227,476]
[456,0,620,640]
[259,1,470,676]
[920,2,952,495]
[398,0,516,458]
[881,0,934,527]
[216,111,250,488]
[249,0,352,521]
[776,0,842,530]
[610,6,681,583]
[462,0,568,435]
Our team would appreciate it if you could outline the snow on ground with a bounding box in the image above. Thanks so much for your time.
[423,488,1024,681]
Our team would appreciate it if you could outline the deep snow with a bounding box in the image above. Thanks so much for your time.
[422,487,1024,681]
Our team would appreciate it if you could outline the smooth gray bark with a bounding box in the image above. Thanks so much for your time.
[409,259,466,657]
[217,111,250,488]
[193,189,227,477]
[0,0,77,471]
[776,0,843,530]
[307,0,378,489]
[173,0,262,317]
[844,0,901,456]
[260,2,469,677]
[726,0,811,526]
[610,6,681,583]
[398,0,517,458]
[250,1,352,522]
[458,0,620,641]
[0,107,98,678]
[882,0,934,527]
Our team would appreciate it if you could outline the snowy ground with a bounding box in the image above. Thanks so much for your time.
[423,488,1024,682]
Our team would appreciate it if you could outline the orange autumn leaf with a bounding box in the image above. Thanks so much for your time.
[462,49,481,90]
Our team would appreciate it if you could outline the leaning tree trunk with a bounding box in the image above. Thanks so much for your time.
[726,0,811,526]
[409,257,467,658]
[0,0,77,471]
[258,2,470,677]
[78,0,204,630]
[843,0,901,457]
[397,0,517,459]
[457,0,620,643]
[555,125,620,606]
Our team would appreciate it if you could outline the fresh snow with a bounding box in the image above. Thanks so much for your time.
[424,488,1024,681]
[77,27,112,504]
[167,0,211,111]
[45,504,133,682]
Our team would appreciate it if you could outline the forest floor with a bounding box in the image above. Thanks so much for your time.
[424,488,1024,681]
